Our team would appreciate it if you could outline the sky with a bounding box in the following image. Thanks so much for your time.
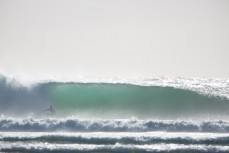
[0,0,229,78]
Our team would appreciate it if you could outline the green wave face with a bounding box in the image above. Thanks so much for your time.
[41,83,229,118]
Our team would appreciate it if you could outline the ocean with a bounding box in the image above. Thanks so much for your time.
[0,75,229,152]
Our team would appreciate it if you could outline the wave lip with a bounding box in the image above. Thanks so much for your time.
[1,118,229,132]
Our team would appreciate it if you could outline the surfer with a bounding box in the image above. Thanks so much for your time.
[43,105,56,116]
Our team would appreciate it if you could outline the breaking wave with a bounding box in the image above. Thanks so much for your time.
[0,74,229,118]
[1,117,229,133]
[1,74,229,153]
[1,132,229,153]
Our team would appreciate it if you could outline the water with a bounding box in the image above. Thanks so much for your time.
[1,132,229,153]
[0,75,229,152]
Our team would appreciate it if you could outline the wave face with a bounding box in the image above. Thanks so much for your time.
[48,83,229,118]
[0,75,229,118]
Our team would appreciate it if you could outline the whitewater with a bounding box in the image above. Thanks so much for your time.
[0,74,229,152]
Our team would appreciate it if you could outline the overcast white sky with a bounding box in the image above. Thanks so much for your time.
[0,0,229,78]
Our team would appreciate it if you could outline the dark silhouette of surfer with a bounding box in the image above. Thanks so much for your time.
[43,105,55,116]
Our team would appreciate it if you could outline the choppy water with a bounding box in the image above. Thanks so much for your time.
[1,131,229,153]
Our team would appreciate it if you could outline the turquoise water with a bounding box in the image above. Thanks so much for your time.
[0,75,229,118]
[43,83,229,118]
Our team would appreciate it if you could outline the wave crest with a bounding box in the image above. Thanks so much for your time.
[1,117,229,132]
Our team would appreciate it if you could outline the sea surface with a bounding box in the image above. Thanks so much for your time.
[0,75,229,152]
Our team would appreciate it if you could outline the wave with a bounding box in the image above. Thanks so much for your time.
[1,117,229,132]
[0,74,229,118]
[2,131,229,153]
[1,142,229,153]
[1,132,229,145]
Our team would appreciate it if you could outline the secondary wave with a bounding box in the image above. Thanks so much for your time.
[1,117,229,132]
[1,132,229,145]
